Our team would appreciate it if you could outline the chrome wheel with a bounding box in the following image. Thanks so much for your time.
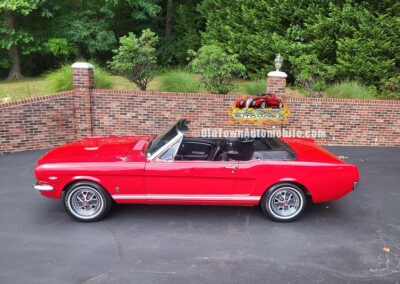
[260,101,266,108]
[68,186,104,219]
[268,187,303,219]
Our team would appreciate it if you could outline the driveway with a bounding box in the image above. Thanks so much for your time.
[0,147,399,283]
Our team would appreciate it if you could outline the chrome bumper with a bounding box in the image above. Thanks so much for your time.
[33,182,54,191]
[353,181,359,191]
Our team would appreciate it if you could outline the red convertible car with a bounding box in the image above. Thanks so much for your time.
[236,93,283,109]
[34,119,359,222]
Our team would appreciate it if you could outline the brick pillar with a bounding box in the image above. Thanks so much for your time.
[266,71,287,96]
[72,62,94,138]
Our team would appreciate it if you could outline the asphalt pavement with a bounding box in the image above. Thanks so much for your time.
[0,146,399,283]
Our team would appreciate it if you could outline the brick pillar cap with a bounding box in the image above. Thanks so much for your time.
[71,62,94,69]
[267,71,287,78]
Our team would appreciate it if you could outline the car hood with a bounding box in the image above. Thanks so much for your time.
[37,136,152,164]
[280,137,345,164]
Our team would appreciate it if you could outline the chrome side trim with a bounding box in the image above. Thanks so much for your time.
[112,194,261,201]
[33,184,54,191]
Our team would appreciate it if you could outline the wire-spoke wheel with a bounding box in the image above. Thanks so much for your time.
[64,181,112,222]
[261,183,307,222]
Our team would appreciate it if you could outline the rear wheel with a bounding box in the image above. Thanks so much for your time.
[260,183,306,222]
[64,181,112,222]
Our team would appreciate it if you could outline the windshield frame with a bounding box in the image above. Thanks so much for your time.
[145,121,185,161]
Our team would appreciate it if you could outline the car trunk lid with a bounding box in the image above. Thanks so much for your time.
[280,137,346,164]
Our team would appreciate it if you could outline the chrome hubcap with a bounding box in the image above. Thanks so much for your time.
[70,187,102,217]
[270,188,301,217]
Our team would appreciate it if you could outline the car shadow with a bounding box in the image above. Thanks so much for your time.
[105,200,341,223]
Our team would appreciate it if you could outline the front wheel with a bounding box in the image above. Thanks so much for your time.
[260,183,307,222]
[64,181,112,222]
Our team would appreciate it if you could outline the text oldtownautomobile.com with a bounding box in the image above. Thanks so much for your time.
[192,128,327,139]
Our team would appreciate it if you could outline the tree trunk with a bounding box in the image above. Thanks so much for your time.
[5,9,23,80]
[165,0,173,39]
[73,0,78,10]
[82,0,87,10]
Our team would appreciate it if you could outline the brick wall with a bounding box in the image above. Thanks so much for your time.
[1,78,399,155]
[282,97,400,146]
[0,92,75,154]
[91,89,400,147]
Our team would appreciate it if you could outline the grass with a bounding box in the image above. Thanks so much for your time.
[0,77,49,102]
[44,63,114,93]
[325,80,375,99]
[159,70,201,93]
[0,70,378,103]
[241,79,267,95]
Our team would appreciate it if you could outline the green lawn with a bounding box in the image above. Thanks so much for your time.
[0,77,50,103]
[0,74,304,103]
[0,75,164,103]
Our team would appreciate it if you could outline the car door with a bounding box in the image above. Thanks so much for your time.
[144,159,238,203]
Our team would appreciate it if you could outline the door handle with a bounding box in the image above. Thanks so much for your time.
[225,166,237,173]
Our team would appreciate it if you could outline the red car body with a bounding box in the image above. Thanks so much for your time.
[35,123,359,210]
[236,93,282,109]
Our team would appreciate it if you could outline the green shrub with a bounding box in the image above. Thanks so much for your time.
[376,75,400,100]
[109,29,158,91]
[93,67,114,89]
[325,81,374,100]
[159,70,200,93]
[44,64,73,93]
[44,63,114,93]
[290,54,335,97]
[243,79,267,95]
[188,45,246,94]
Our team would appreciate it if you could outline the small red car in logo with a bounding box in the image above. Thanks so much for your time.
[236,93,283,109]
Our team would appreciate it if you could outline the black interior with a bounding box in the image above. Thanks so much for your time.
[175,137,296,161]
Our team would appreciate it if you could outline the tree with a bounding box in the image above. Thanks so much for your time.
[188,45,246,94]
[109,29,158,90]
[169,0,203,65]
[0,0,39,79]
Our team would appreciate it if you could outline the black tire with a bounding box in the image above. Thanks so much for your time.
[63,181,112,222]
[260,183,307,222]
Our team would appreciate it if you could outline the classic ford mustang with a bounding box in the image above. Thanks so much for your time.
[34,119,359,222]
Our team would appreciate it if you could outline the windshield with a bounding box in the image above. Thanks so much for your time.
[146,124,179,157]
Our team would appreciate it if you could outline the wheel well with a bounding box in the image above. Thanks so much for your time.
[287,181,311,196]
[261,181,311,200]
[62,180,103,195]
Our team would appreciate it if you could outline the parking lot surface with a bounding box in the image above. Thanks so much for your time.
[0,146,399,283]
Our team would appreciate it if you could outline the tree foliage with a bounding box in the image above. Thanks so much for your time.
[109,29,158,90]
[0,0,399,99]
[188,45,246,94]
[198,0,400,97]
